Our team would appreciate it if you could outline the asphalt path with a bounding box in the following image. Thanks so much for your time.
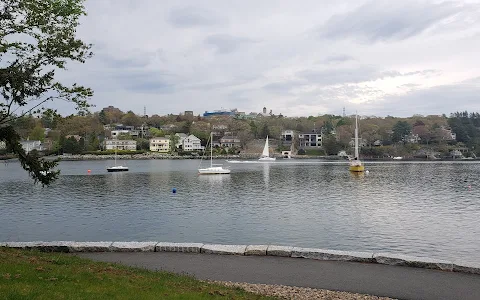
[77,252,480,300]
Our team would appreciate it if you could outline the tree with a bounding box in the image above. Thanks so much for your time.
[0,0,93,185]
[322,134,341,155]
[121,111,141,127]
[392,121,412,143]
[29,125,45,141]
[149,128,164,137]
[169,134,180,153]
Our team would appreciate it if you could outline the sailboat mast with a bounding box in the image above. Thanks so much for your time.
[210,132,213,167]
[354,115,359,159]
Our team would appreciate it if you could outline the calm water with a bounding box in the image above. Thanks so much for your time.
[1,159,479,264]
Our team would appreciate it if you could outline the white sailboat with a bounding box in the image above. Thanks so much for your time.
[107,147,128,172]
[349,114,364,172]
[259,136,276,161]
[198,133,231,174]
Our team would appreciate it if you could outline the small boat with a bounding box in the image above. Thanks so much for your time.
[259,136,276,161]
[349,114,365,173]
[198,133,231,175]
[107,148,129,172]
[107,165,129,172]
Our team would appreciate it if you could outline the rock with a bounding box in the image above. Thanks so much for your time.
[34,241,72,253]
[266,245,294,257]
[155,242,204,253]
[245,245,268,256]
[201,244,247,255]
[452,261,480,275]
[110,242,157,252]
[373,253,454,271]
[6,241,44,249]
[67,242,113,252]
[292,248,374,262]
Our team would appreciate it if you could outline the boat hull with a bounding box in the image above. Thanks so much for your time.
[107,167,129,172]
[198,168,231,175]
[349,165,365,172]
[259,157,276,161]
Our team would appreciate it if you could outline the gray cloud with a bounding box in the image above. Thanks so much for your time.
[58,0,480,117]
[323,54,355,64]
[205,34,257,54]
[297,66,378,86]
[363,77,480,116]
[263,81,304,94]
[168,6,225,28]
[318,1,466,42]
[99,55,151,69]
[114,71,175,94]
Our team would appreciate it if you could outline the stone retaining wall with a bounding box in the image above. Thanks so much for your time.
[2,241,479,275]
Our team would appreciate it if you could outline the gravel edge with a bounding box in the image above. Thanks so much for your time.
[209,281,397,300]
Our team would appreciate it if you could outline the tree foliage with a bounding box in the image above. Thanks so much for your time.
[392,121,412,143]
[0,0,93,185]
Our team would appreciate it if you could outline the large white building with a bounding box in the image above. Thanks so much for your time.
[181,134,204,151]
[105,140,137,151]
[150,138,170,153]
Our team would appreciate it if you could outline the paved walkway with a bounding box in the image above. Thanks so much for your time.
[78,252,480,300]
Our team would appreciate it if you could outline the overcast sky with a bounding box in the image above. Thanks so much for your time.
[58,0,480,117]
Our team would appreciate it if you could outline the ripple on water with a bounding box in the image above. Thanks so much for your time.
[1,159,480,263]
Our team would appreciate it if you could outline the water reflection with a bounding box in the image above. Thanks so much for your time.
[263,163,270,188]
[198,174,231,186]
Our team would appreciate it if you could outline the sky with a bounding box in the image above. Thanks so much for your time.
[57,0,480,117]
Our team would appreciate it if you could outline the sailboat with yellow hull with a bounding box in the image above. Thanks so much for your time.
[349,114,365,173]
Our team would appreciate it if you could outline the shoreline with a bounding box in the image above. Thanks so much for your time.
[2,241,479,275]
[2,153,479,162]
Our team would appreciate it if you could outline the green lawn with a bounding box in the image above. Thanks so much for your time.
[0,247,276,300]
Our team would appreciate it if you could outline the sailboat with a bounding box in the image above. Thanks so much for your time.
[198,133,231,174]
[349,114,365,172]
[259,136,276,161]
[107,147,129,172]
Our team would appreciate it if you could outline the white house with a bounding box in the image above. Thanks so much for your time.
[105,139,137,151]
[20,140,45,153]
[182,134,204,152]
[0,141,6,150]
[150,138,170,153]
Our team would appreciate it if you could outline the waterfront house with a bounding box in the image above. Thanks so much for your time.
[105,139,137,151]
[149,138,170,153]
[299,130,322,148]
[220,136,241,148]
[182,134,204,152]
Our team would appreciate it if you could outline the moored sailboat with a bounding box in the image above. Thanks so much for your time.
[349,114,365,172]
[107,148,129,172]
[198,132,231,174]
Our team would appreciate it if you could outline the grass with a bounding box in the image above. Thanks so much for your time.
[0,247,276,300]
